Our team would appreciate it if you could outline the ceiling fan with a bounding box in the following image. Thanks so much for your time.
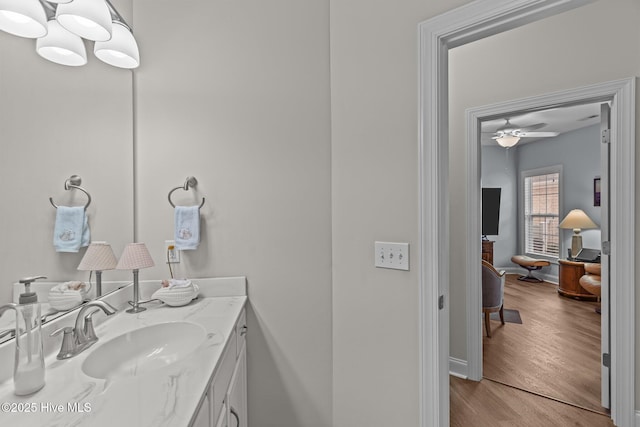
[489,119,559,148]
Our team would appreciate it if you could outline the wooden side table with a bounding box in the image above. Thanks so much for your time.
[558,259,599,301]
[482,240,494,265]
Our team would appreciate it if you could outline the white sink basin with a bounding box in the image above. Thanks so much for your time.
[82,322,207,380]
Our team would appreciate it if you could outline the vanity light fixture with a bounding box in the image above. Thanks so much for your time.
[55,0,112,41]
[0,0,139,68]
[116,242,154,313]
[77,241,118,297]
[93,0,138,69]
[37,2,87,66]
[0,0,47,38]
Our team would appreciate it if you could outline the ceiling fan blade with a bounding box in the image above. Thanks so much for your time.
[517,131,559,138]
[519,122,547,132]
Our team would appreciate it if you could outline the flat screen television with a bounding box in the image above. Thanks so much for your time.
[482,187,501,237]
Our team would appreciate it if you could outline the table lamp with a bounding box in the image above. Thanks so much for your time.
[559,209,597,257]
[116,242,155,313]
[77,241,118,298]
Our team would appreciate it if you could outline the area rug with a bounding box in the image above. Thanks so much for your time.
[490,309,522,324]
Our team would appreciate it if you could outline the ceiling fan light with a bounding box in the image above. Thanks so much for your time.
[496,135,520,148]
[0,0,47,38]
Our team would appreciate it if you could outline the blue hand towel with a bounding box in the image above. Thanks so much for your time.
[175,206,200,250]
[53,206,91,253]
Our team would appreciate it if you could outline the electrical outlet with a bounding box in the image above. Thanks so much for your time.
[374,241,409,271]
[165,240,180,263]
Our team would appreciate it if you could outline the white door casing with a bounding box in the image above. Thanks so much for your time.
[600,102,611,409]
[418,1,635,427]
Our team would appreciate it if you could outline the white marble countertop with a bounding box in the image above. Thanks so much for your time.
[0,279,246,427]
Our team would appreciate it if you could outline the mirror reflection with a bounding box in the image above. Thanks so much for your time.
[0,30,135,332]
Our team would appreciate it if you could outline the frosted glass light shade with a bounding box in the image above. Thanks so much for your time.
[56,0,112,41]
[495,135,520,148]
[78,241,117,271]
[37,19,87,66]
[116,243,155,270]
[0,0,47,38]
[94,22,139,69]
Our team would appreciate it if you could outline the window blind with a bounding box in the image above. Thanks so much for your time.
[524,172,560,257]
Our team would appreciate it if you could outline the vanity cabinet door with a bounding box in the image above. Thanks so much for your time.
[227,343,247,427]
[192,391,212,427]
[215,402,227,427]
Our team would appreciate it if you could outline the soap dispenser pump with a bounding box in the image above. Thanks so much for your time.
[0,275,47,395]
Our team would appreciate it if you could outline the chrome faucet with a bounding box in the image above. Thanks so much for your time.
[51,300,117,360]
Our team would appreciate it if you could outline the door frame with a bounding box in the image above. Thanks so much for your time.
[417,1,635,427]
[464,79,633,409]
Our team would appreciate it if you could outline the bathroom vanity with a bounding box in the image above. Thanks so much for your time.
[0,277,247,427]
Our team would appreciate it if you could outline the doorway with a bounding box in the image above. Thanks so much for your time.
[417,2,636,427]
[476,102,606,413]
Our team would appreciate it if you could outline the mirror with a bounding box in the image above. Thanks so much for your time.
[0,28,134,335]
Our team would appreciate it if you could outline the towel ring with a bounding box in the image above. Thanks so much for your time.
[168,176,205,209]
[49,175,92,210]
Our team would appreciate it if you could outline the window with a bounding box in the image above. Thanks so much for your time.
[523,167,561,258]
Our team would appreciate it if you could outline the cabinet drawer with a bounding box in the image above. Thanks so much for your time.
[212,327,237,423]
[236,309,247,357]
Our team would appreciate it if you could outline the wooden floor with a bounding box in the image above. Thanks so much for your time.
[450,274,612,426]
[450,376,614,427]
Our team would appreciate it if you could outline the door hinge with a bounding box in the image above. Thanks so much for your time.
[603,352,611,368]
[601,129,610,144]
[438,295,445,310]
[602,241,610,256]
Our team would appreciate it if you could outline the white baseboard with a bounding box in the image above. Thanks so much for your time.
[449,357,468,379]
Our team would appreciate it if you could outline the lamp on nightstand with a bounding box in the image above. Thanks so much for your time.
[559,209,597,257]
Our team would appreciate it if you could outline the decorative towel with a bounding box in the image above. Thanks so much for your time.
[161,278,193,289]
[48,281,89,311]
[153,279,199,306]
[53,206,90,253]
[174,206,200,250]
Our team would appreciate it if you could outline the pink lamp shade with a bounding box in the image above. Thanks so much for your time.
[116,243,154,270]
[77,241,117,271]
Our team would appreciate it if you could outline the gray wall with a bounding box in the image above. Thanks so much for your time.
[517,124,601,270]
[480,146,518,269]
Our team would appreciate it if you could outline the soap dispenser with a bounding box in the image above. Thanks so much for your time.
[0,275,47,395]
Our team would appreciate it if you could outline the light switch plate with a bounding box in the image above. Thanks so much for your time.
[374,242,409,271]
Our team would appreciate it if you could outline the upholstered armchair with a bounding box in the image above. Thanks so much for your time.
[482,259,505,337]
[579,263,602,313]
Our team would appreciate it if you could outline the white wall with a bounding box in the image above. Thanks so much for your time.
[449,0,640,410]
[133,0,332,426]
[330,1,471,426]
